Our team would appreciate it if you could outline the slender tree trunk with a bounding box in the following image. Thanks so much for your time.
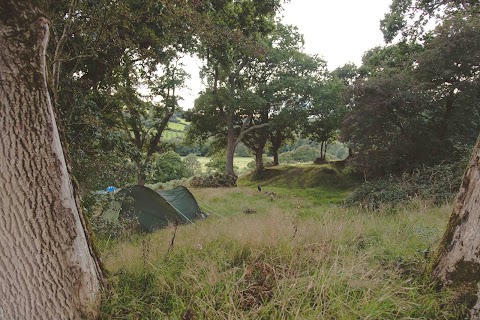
[438,90,455,141]
[0,3,103,319]
[319,141,328,159]
[432,134,480,318]
[225,122,236,175]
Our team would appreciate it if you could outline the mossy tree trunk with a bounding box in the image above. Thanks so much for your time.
[432,133,480,318]
[0,2,103,318]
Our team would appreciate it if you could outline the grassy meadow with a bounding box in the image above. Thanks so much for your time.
[97,165,467,319]
[163,120,189,139]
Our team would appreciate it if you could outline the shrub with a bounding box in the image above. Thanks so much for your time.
[183,153,202,176]
[279,145,318,163]
[89,194,142,238]
[205,151,239,174]
[91,214,141,239]
[190,173,238,188]
[345,162,465,209]
[149,178,191,190]
[345,180,411,210]
[148,151,188,183]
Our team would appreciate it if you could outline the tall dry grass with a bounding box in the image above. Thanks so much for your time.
[99,187,466,319]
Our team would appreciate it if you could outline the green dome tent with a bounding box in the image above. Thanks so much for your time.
[102,185,205,232]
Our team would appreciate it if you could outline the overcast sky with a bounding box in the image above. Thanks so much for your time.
[281,0,391,69]
[178,0,392,109]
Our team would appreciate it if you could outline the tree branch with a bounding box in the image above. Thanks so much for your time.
[235,122,270,146]
[52,0,77,104]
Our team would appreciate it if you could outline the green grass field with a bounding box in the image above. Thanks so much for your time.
[162,131,184,139]
[167,121,186,131]
[178,118,189,125]
[97,164,467,319]
[161,121,188,140]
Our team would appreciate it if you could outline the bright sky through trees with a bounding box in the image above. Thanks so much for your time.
[178,0,392,110]
[281,0,391,69]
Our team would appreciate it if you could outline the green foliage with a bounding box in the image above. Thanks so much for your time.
[301,75,347,154]
[91,214,141,240]
[47,0,205,188]
[345,180,411,210]
[331,62,360,85]
[240,23,326,170]
[359,42,423,77]
[342,15,480,176]
[327,142,350,161]
[172,138,209,157]
[204,151,239,174]
[62,90,136,195]
[235,142,252,157]
[148,151,188,183]
[74,150,136,196]
[188,13,317,174]
[275,143,348,164]
[87,193,142,238]
[380,0,478,43]
[182,153,202,177]
[345,162,466,209]
[277,137,314,153]
[247,155,271,169]
[278,145,318,163]
[148,177,191,191]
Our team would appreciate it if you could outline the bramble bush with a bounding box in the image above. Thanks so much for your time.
[190,173,238,188]
[345,162,465,209]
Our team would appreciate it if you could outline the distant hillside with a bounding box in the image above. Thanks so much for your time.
[163,117,189,140]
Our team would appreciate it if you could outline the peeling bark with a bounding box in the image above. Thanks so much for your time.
[432,134,480,318]
[0,2,103,319]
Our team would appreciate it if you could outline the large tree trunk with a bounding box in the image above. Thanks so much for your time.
[137,172,146,186]
[272,151,279,166]
[255,150,265,173]
[135,161,146,186]
[270,131,282,166]
[0,2,103,319]
[432,133,480,318]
